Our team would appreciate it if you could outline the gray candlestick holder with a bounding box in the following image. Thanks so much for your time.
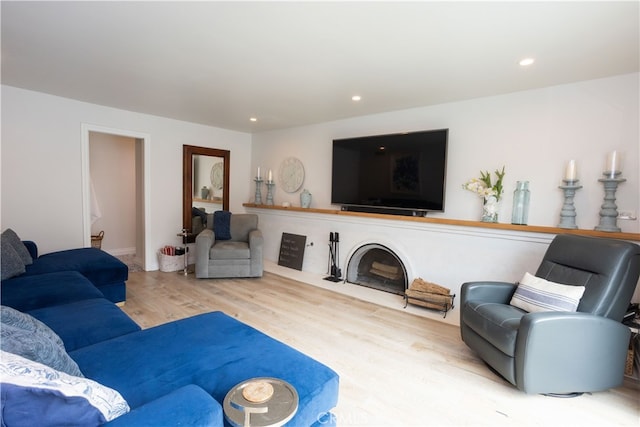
[558,179,582,229]
[254,177,263,205]
[595,171,625,232]
[265,181,275,205]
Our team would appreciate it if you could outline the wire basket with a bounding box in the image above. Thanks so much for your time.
[91,231,104,249]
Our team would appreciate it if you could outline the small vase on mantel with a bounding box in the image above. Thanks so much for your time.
[201,186,209,199]
[482,195,499,223]
[300,189,312,208]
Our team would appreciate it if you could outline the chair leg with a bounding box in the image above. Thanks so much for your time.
[542,392,585,398]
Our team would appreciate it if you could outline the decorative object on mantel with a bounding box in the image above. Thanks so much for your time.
[254,167,263,205]
[210,162,224,190]
[201,186,209,199]
[279,157,305,193]
[511,181,530,225]
[463,166,505,223]
[265,179,275,206]
[482,196,500,223]
[595,150,626,232]
[300,189,312,208]
[558,160,582,229]
[404,278,455,318]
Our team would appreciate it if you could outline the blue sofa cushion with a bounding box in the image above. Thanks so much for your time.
[1,238,25,280]
[0,308,83,377]
[103,385,223,427]
[71,311,339,426]
[1,271,105,312]
[213,210,232,240]
[1,229,33,265]
[1,350,129,426]
[28,298,141,352]
[24,247,128,288]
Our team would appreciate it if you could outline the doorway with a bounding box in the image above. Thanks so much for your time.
[81,124,150,270]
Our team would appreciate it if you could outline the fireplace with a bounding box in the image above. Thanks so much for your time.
[346,244,408,295]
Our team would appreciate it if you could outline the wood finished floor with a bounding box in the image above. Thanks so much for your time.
[121,270,639,426]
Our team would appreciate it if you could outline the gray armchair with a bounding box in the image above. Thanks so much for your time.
[460,234,640,395]
[195,213,263,278]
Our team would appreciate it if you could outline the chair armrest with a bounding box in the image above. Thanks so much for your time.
[248,229,263,248]
[195,229,215,277]
[461,281,517,305]
[515,312,631,393]
[248,229,264,275]
[103,385,222,427]
[196,229,215,250]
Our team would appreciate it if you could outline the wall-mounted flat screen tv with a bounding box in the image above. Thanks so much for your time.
[331,129,448,216]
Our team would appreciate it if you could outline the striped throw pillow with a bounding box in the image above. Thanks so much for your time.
[510,272,585,313]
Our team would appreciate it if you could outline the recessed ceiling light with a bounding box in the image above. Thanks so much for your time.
[352,95,362,102]
[249,117,258,122]
[519,58,535,67]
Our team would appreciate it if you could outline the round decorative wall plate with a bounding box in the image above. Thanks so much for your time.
[210,162,224,190]
[279,157,305,193]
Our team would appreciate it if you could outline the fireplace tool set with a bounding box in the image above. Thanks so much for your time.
[324,232,342,282]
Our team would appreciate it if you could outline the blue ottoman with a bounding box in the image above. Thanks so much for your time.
[71,311,339,426]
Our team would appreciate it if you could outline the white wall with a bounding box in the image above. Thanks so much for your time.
[1,75,637,318]
[250,74,639,324]
[89,132,136,254]
[252,74,639,232]
[1,85,252,270]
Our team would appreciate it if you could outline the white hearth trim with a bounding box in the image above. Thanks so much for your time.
[345,239,413,289]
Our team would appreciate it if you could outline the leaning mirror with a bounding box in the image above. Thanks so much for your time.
[183,145,230,238]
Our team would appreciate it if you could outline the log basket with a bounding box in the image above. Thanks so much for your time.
[404,278,456,318]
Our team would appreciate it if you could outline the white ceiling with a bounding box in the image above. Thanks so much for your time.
[2,1,638,133]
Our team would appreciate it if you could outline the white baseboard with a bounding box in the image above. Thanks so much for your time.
[105,247,136,256]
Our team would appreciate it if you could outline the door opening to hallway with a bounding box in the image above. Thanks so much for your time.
[88,131,144,270]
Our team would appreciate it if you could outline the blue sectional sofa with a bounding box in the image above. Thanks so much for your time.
[1,235,339,426]
[7,240,129,304]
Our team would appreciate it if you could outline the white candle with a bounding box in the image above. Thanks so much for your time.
[606,150,619,176]
[268,169,273,182]
[257,166,261,179]
[564,160,577,181]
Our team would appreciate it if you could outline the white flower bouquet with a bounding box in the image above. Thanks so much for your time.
[462,166,506,201]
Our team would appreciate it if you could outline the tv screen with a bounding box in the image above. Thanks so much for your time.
[331,129,448,215]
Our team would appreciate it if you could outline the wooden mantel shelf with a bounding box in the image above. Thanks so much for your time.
[243,203,640,242]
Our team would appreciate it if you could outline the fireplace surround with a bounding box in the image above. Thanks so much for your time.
[345,244,408,295]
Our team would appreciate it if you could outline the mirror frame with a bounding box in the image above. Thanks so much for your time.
[183,145,230,234]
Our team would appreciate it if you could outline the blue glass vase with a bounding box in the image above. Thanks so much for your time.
[300,189,312,208]
[511,181,530,225]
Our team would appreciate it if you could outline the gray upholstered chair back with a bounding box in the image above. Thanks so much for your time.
[535,234,640,321]
[229,214,259,242]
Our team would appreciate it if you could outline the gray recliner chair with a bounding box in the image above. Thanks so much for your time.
[460,234,640,395]
[195,213,263,278]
